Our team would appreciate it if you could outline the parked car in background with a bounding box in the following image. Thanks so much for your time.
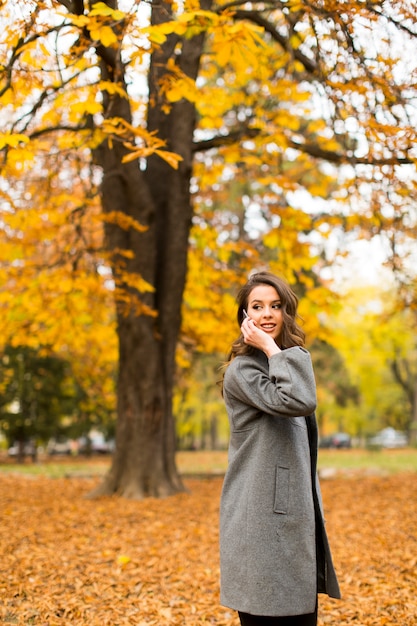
[46,437,72,455]
[319,432,352,449]
[8,440,37,458]
[78,432,113,455]
[368,427,408,449]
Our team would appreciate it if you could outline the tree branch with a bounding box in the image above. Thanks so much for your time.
[192,126,261,153]
[227,8,317,74]
[193,127,415,167]
[288,139,415,166]
[391,358,414,404]
[27,124,90,140]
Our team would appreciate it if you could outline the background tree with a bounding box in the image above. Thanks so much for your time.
[174,354,227,451]
[309,339,360,436]
[0,150,118,448]
[330,284,416,440]
[0,346,78,460]
[1,1,416,497]
[373,289,417,442]
[384,240,417,443]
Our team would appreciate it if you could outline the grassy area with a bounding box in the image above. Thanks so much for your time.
[317,447,417,474]
[179,448,417,475]
[0,448,416,478]
[0,456,109,478]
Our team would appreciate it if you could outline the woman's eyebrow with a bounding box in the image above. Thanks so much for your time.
[250,299,281,304]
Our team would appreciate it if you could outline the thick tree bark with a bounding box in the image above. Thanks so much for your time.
[90,0,211,498]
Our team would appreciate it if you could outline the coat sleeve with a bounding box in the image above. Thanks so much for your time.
[225,347,317,417]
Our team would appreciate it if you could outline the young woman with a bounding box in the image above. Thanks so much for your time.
[219,271,341,626]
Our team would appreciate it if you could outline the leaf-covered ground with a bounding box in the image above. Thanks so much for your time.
[1,472,416,625]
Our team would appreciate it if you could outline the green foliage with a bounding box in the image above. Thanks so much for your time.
[327,285,417,436]
[174,354,228,450]
[310,339,360,434]
[0,346,79,445]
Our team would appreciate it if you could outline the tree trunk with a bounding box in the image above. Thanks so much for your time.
[90,0,211,498]
[390,355,416,441]
[410,377,417,446]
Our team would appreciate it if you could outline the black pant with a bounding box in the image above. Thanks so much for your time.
[238,604,317,626]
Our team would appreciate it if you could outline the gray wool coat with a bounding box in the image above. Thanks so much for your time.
[220,347,341,617]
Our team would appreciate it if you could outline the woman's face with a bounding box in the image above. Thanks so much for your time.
[246,284,284,341]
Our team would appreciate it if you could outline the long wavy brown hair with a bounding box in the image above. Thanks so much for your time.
[226,271,305,364]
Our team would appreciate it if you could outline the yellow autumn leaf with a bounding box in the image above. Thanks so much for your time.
[263,229,280,250]
[177,9,217,25]
[216,43,231,67]
[89,2,125,21]
[59,12,89,27]
[69,99,103,118]
[161,20,189,36]
[165,78,198,103]
[0,88,14,106]
[98,81,128,98]
[154,149,183,169]
[0,133,30,149]
[101,211,148,234]
[117,271,155,294]
[276,110,300,131]
[286,0,305,10]
[6,146,36,171]
[145,27,168,45]
[89,25,117,47]
[116,554,131,566]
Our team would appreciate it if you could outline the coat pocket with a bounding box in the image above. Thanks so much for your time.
[273,465,290,514]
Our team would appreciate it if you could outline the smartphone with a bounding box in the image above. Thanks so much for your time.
[243,309,249,319]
